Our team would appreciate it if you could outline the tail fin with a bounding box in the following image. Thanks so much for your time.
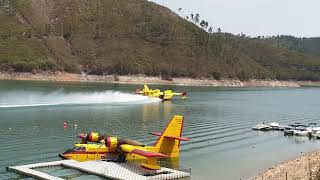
[152,115,189,157]
[143,84,150,92]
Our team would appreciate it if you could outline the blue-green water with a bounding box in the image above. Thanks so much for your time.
[0,80,320,179]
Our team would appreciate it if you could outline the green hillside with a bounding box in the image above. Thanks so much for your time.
[0,0,320,80]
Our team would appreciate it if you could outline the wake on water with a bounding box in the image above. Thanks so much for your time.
[0,90,161,108]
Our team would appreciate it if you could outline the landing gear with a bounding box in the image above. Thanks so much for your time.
[104,153,126,163]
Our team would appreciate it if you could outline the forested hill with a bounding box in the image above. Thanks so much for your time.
[259,36,320,57]
[0,0,320,80]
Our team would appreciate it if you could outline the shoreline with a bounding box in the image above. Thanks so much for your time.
[1,71,319,87]
[253,150,320,180]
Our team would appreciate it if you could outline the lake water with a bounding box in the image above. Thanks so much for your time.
[0,80,320,179]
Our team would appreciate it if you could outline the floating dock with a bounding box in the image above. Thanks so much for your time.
[7,160,191,180]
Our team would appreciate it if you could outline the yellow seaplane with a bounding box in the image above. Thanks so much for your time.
[59,115,190,170]
[135,85,187,101]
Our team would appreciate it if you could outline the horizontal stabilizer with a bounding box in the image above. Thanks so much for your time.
[151,132,190,141]
[151,132,162,136]
[131,149,167,158]
[165,135,190,141]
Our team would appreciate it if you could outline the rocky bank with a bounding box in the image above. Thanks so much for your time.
[0,71,305,87]
[254,150,320,180]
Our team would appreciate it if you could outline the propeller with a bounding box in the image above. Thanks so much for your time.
[77,130,88,144]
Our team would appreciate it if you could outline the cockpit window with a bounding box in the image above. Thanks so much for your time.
[74,146,86,151]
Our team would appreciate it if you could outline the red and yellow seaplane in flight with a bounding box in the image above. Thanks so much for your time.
[59,115,190,170]
[135,85,187,101]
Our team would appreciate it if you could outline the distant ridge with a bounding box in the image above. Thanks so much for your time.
[0,0,319,80]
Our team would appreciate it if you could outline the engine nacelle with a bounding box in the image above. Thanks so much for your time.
[87,132,105,143]
[104,137,144,152]
[105,137,118,152]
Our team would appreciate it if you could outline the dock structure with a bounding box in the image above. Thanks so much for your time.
[7,160,191,180]
[7,161,65,180]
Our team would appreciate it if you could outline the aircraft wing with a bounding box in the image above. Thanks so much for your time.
[120,144,167,158]
[120,144,166,170]
[131,149,167,158]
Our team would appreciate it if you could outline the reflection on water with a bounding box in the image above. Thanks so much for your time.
[291,136,311,144]
[1,81,320,180]
[163,101,173,118]
[142,102,162,123]
[142,101,173,124]
[159,158,180,170]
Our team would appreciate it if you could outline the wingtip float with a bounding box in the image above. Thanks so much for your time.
[135,84,187,101]
[59,115,190,170]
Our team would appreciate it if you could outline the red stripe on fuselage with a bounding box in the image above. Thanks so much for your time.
[64,151,107,155]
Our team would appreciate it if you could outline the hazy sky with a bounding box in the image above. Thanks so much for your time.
[151,0,320,37]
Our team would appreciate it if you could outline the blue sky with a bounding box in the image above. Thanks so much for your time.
[150,0,320,37]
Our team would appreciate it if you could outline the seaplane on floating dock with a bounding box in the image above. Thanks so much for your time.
[7,115,191,180]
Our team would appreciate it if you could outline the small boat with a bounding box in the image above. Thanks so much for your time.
[294,130,312,136]
[288,122,302,128]
[277,125,287,131]
[269,122,280,130]
[283,126,294,135]
[308,123,317,127]
[311,131,320,139]
[293,125,311,136]
[307,123,320,132]
[284,123,303,136]
[252,124,271,131]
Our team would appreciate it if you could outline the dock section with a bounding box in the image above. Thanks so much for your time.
[7,160,191,180]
